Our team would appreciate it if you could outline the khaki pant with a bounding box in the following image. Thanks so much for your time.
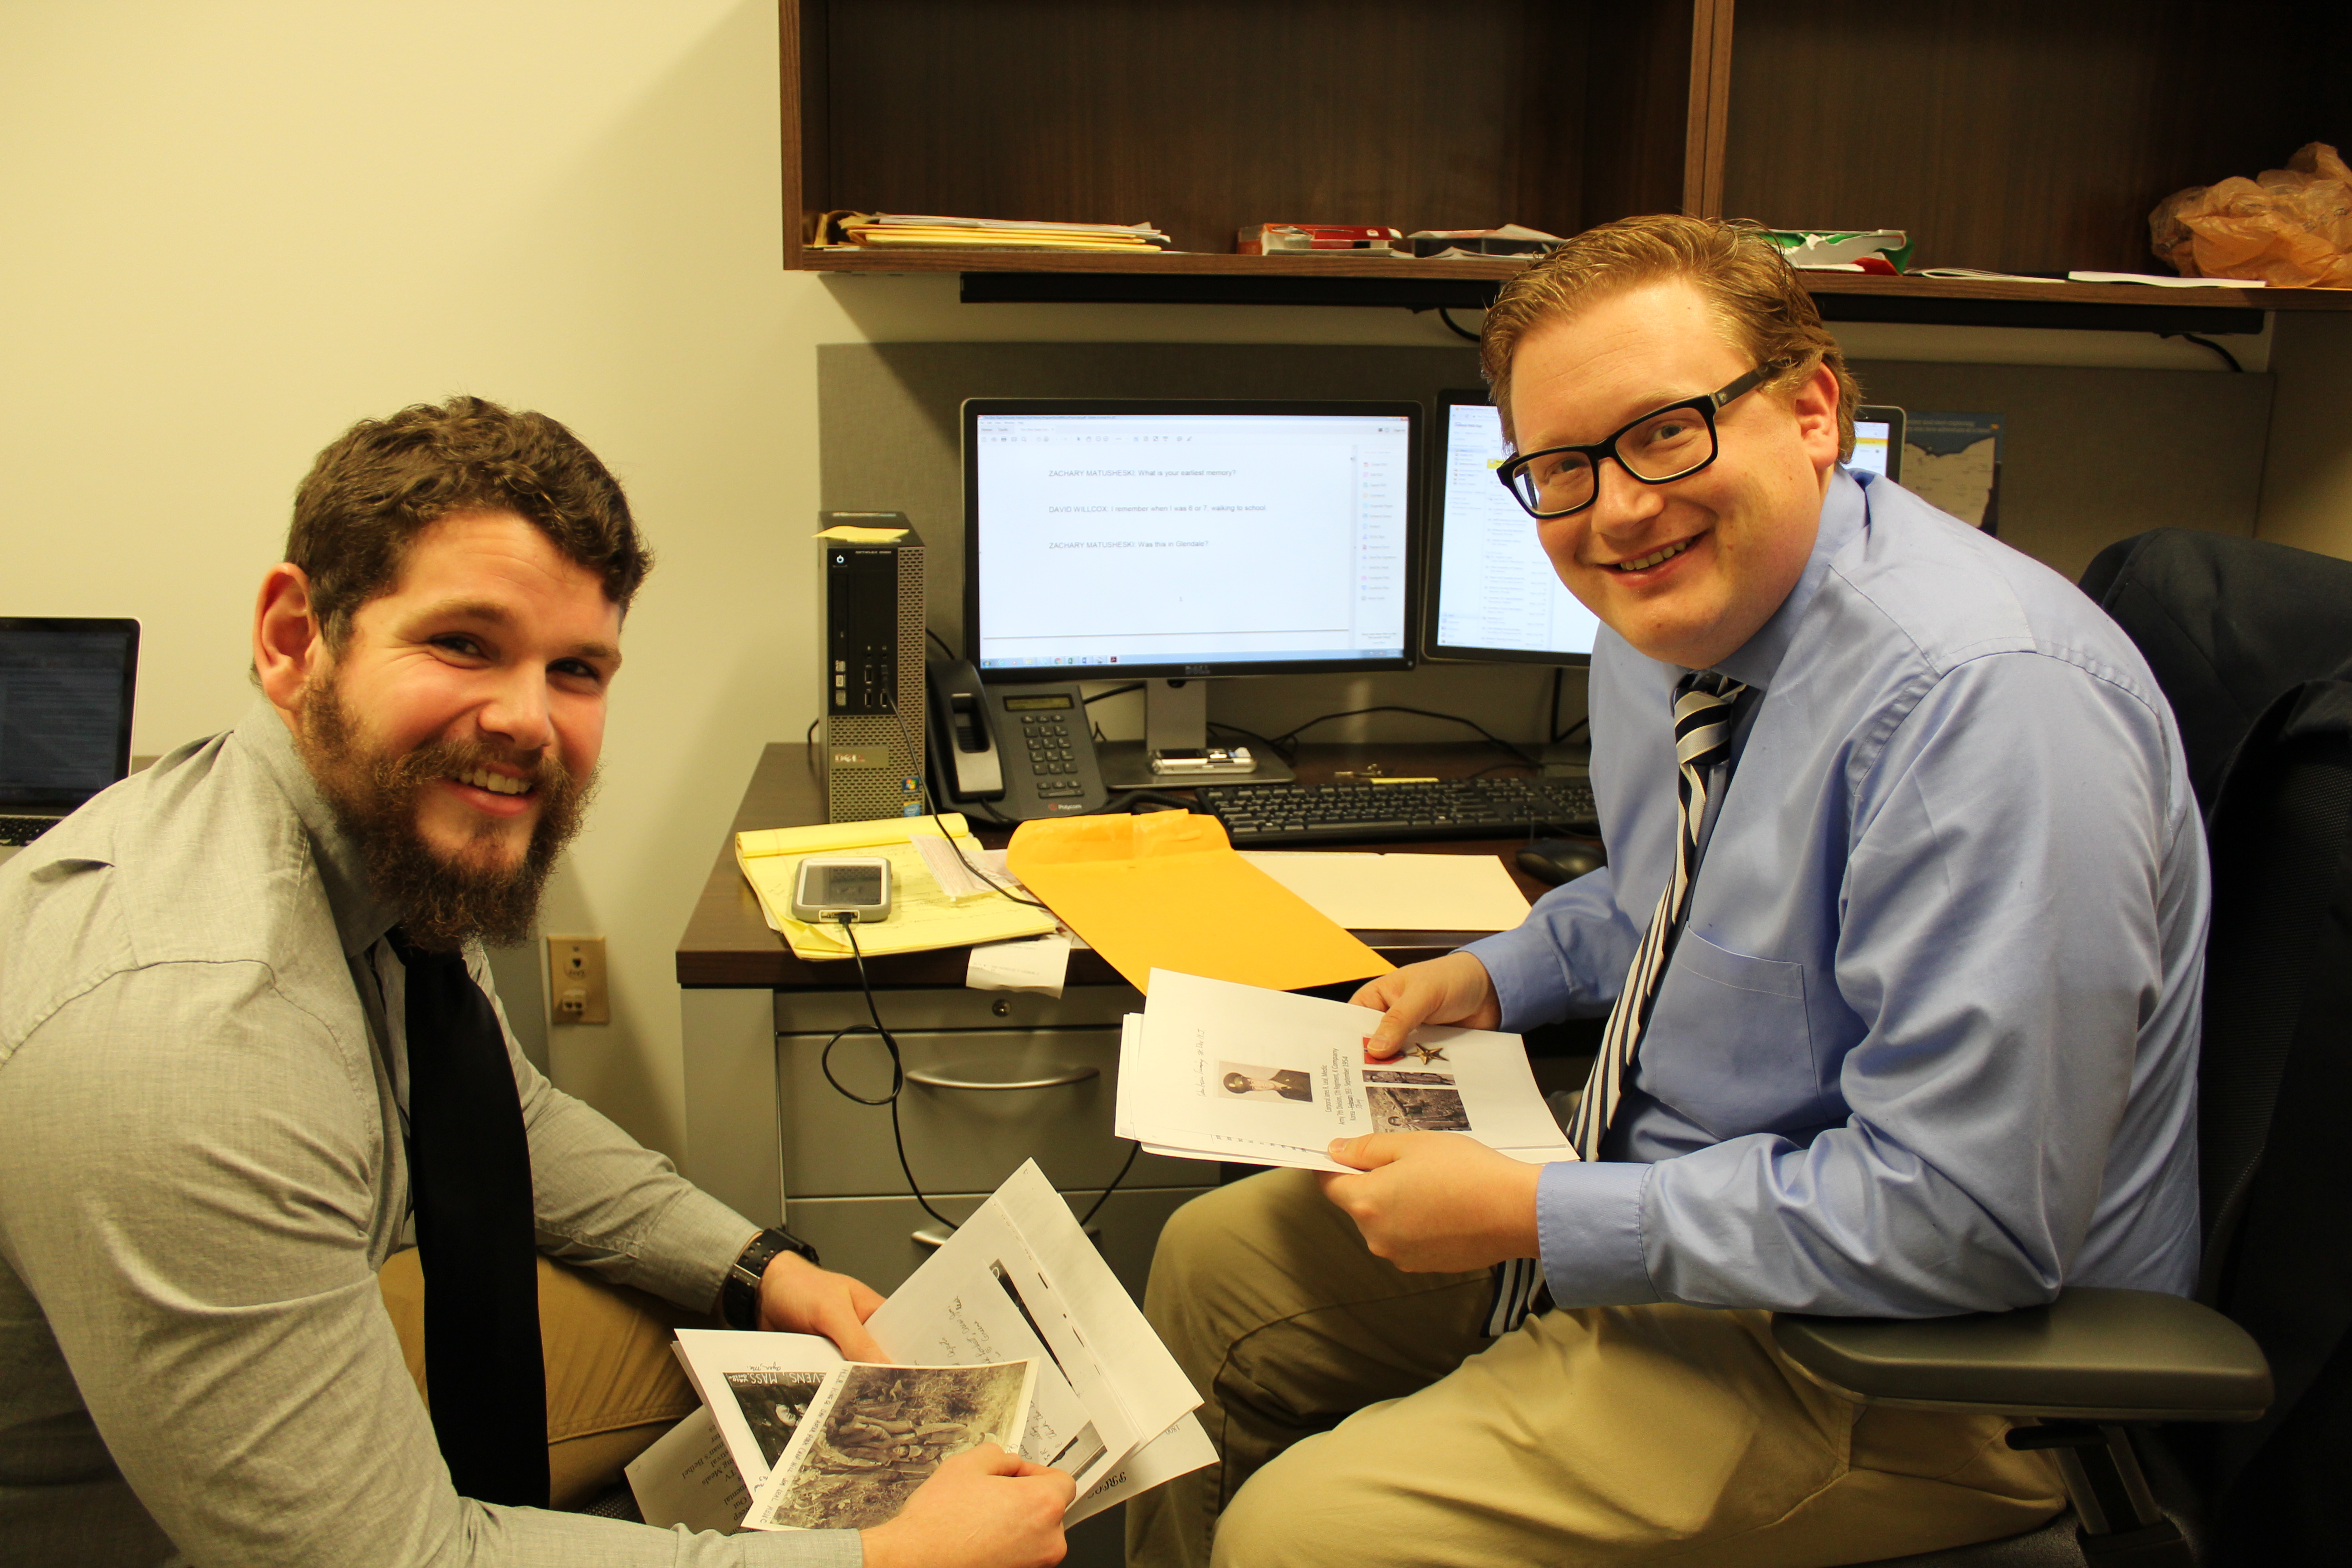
[1128,1171,2066,1568]
[377,1249,704,1510]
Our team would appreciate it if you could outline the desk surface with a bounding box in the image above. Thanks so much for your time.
[676,743,1563,990]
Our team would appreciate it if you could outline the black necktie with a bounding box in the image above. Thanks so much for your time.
[1486,672,1751,1336]
[391,928,549,1507]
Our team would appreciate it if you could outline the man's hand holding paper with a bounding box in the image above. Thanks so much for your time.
[1349,951,1503,1056]
[1319,1132,1544,1272]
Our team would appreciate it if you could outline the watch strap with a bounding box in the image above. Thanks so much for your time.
[720,1226,821,1330]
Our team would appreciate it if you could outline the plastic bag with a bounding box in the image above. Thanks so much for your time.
[2151,142,2352,288]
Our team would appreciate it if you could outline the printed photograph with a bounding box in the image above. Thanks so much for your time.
[1362,1069,1456,1086]
[1217,1061,1314,1103]
[1366,1083,1472,1132]
[758,1362,1030,1531]
[725,1370,829,1466]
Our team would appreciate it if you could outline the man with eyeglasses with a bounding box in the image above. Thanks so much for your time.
[1129,216,2205,1568]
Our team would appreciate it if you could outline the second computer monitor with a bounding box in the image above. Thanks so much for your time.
[963,399,1419,680]
[1423,393,1602,666]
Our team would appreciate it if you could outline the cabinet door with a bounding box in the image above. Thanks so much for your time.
[779,1025,1219,1199]
[781,1186,1215,1303]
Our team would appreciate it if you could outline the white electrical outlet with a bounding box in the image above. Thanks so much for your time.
[545,935,609,1025]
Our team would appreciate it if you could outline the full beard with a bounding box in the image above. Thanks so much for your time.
[295,676,596,951]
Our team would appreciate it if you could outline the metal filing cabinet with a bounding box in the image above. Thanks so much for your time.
[770,984,1216,1301]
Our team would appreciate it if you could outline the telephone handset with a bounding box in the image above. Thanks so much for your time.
[924,659,1110,821]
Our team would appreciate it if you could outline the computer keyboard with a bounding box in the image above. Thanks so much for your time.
[0,816,57,847]
[1194,776,1599,847]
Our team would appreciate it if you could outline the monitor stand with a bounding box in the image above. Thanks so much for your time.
[1098,678,1296,790]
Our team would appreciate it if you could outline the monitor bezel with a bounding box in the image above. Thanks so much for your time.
[1852,404,1907,484]
[0,615,141,812]
[962,397,1422,683]
[1420,389,1593,669]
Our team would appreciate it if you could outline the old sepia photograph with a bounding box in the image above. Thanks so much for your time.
[1366,1083,1472,1132]
[725,1370,829,1467]
[1217,1062,1314,1103]
[1362,1069,1455,1087]
[755,1362,1032,1531]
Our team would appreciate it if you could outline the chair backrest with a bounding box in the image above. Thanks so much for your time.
[2080,528,2352,813]
[2082,532,2352,1565]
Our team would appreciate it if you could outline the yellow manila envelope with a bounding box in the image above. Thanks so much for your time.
[736,814,1057,961]
[1005,812,1394,995]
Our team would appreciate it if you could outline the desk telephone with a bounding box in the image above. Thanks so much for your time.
[925,660,1110,821]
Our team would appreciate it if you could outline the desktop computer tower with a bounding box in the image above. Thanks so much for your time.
[817,515,926,822]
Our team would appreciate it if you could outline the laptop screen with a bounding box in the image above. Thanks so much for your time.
[0,618,140,812]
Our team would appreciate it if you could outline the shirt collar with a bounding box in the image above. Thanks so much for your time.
[1706,466,1870,693]
[230,700,405,958]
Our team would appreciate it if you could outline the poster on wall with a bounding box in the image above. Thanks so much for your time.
[1904,413,2004,536]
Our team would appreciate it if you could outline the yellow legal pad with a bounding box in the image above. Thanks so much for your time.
[1006,812,1394,995]
[736,815,1057,961]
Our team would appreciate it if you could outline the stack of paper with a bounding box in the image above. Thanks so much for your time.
[1116,970,1578,1173]
[630,1161,1215,1534]
[736,815,1057,961]
[814,211,1172,252]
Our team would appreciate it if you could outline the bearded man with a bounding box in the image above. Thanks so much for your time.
[0,398,1071,1568]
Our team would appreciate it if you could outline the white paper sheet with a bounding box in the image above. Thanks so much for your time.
[988,1161,1208,1509]
[626,1406,754,1534]
[1239,851,1532,932]
[1122,970,1578,1172]
[966,932,1072,997]
[867,1197,1136,1505]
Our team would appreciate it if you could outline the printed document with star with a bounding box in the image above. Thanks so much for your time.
[1117,970,1578,1173]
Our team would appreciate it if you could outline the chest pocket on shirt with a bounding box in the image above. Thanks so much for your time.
[1639,931,1818,1132]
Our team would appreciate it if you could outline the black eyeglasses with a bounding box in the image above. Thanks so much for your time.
[1496,364,1775,519]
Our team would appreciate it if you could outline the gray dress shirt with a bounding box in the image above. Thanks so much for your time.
[0,705,861,1567]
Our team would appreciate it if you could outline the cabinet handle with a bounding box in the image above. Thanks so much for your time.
[903,1064,1101,1092]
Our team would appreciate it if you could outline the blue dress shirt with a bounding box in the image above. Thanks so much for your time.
[1469,470,2207,1317]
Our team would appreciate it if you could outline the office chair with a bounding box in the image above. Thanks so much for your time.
[1769,531,2352,1568]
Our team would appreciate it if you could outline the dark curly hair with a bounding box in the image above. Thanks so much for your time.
[285,395,652,646]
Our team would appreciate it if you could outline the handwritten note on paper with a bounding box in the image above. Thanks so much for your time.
[625,1406,752,1534]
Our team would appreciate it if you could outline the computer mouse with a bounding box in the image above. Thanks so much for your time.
[1516,837,1606,887]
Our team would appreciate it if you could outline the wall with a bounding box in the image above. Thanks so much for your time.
[0,0,2284,1163]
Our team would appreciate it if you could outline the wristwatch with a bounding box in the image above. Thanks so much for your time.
[721,1226,822,1330]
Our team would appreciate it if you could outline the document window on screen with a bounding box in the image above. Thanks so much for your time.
[1428,401,1602,662]
[969,411,1413,674]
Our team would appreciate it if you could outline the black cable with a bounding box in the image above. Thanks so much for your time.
[2161,331,2244,372]
[1437,306,1481,342]
[1078,1140,1141,1227]
[1547,666,1591,745]
[804,718,823,785]
[884,698,1050,910]
[823,917,963,1232]
[1266,706,1540,769]
[1082,682,1146,706]
[926,627,959,660]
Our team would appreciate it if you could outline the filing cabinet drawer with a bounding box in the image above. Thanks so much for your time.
[774,986,1141,1034]
[779,1185,1214,1302]
[777,1026,1218,1199]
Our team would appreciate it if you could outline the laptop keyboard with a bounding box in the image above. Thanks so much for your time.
[0,816,58,847]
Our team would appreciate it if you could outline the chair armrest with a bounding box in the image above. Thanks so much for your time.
[1770,1287,2271,1422]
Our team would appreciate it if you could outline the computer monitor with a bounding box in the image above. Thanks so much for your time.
[1850,405,1907,483]
[1421,392,1600,667]
[964,399,1419,782]
[0,617,140,815]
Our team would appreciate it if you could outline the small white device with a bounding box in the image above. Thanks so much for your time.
[790,856,894,924]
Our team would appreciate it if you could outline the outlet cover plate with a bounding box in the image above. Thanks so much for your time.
[545,935,609,1025]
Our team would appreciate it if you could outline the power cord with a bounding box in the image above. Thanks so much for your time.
[823,915,963,1232]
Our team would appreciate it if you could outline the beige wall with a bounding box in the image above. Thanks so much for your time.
[0,0,2270,1162]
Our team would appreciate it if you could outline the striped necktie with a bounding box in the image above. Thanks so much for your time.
[1485,671,1750,1336]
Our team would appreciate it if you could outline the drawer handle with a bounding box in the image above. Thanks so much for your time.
[915,1223,1100,1250]
[903,1064,1100,1092]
